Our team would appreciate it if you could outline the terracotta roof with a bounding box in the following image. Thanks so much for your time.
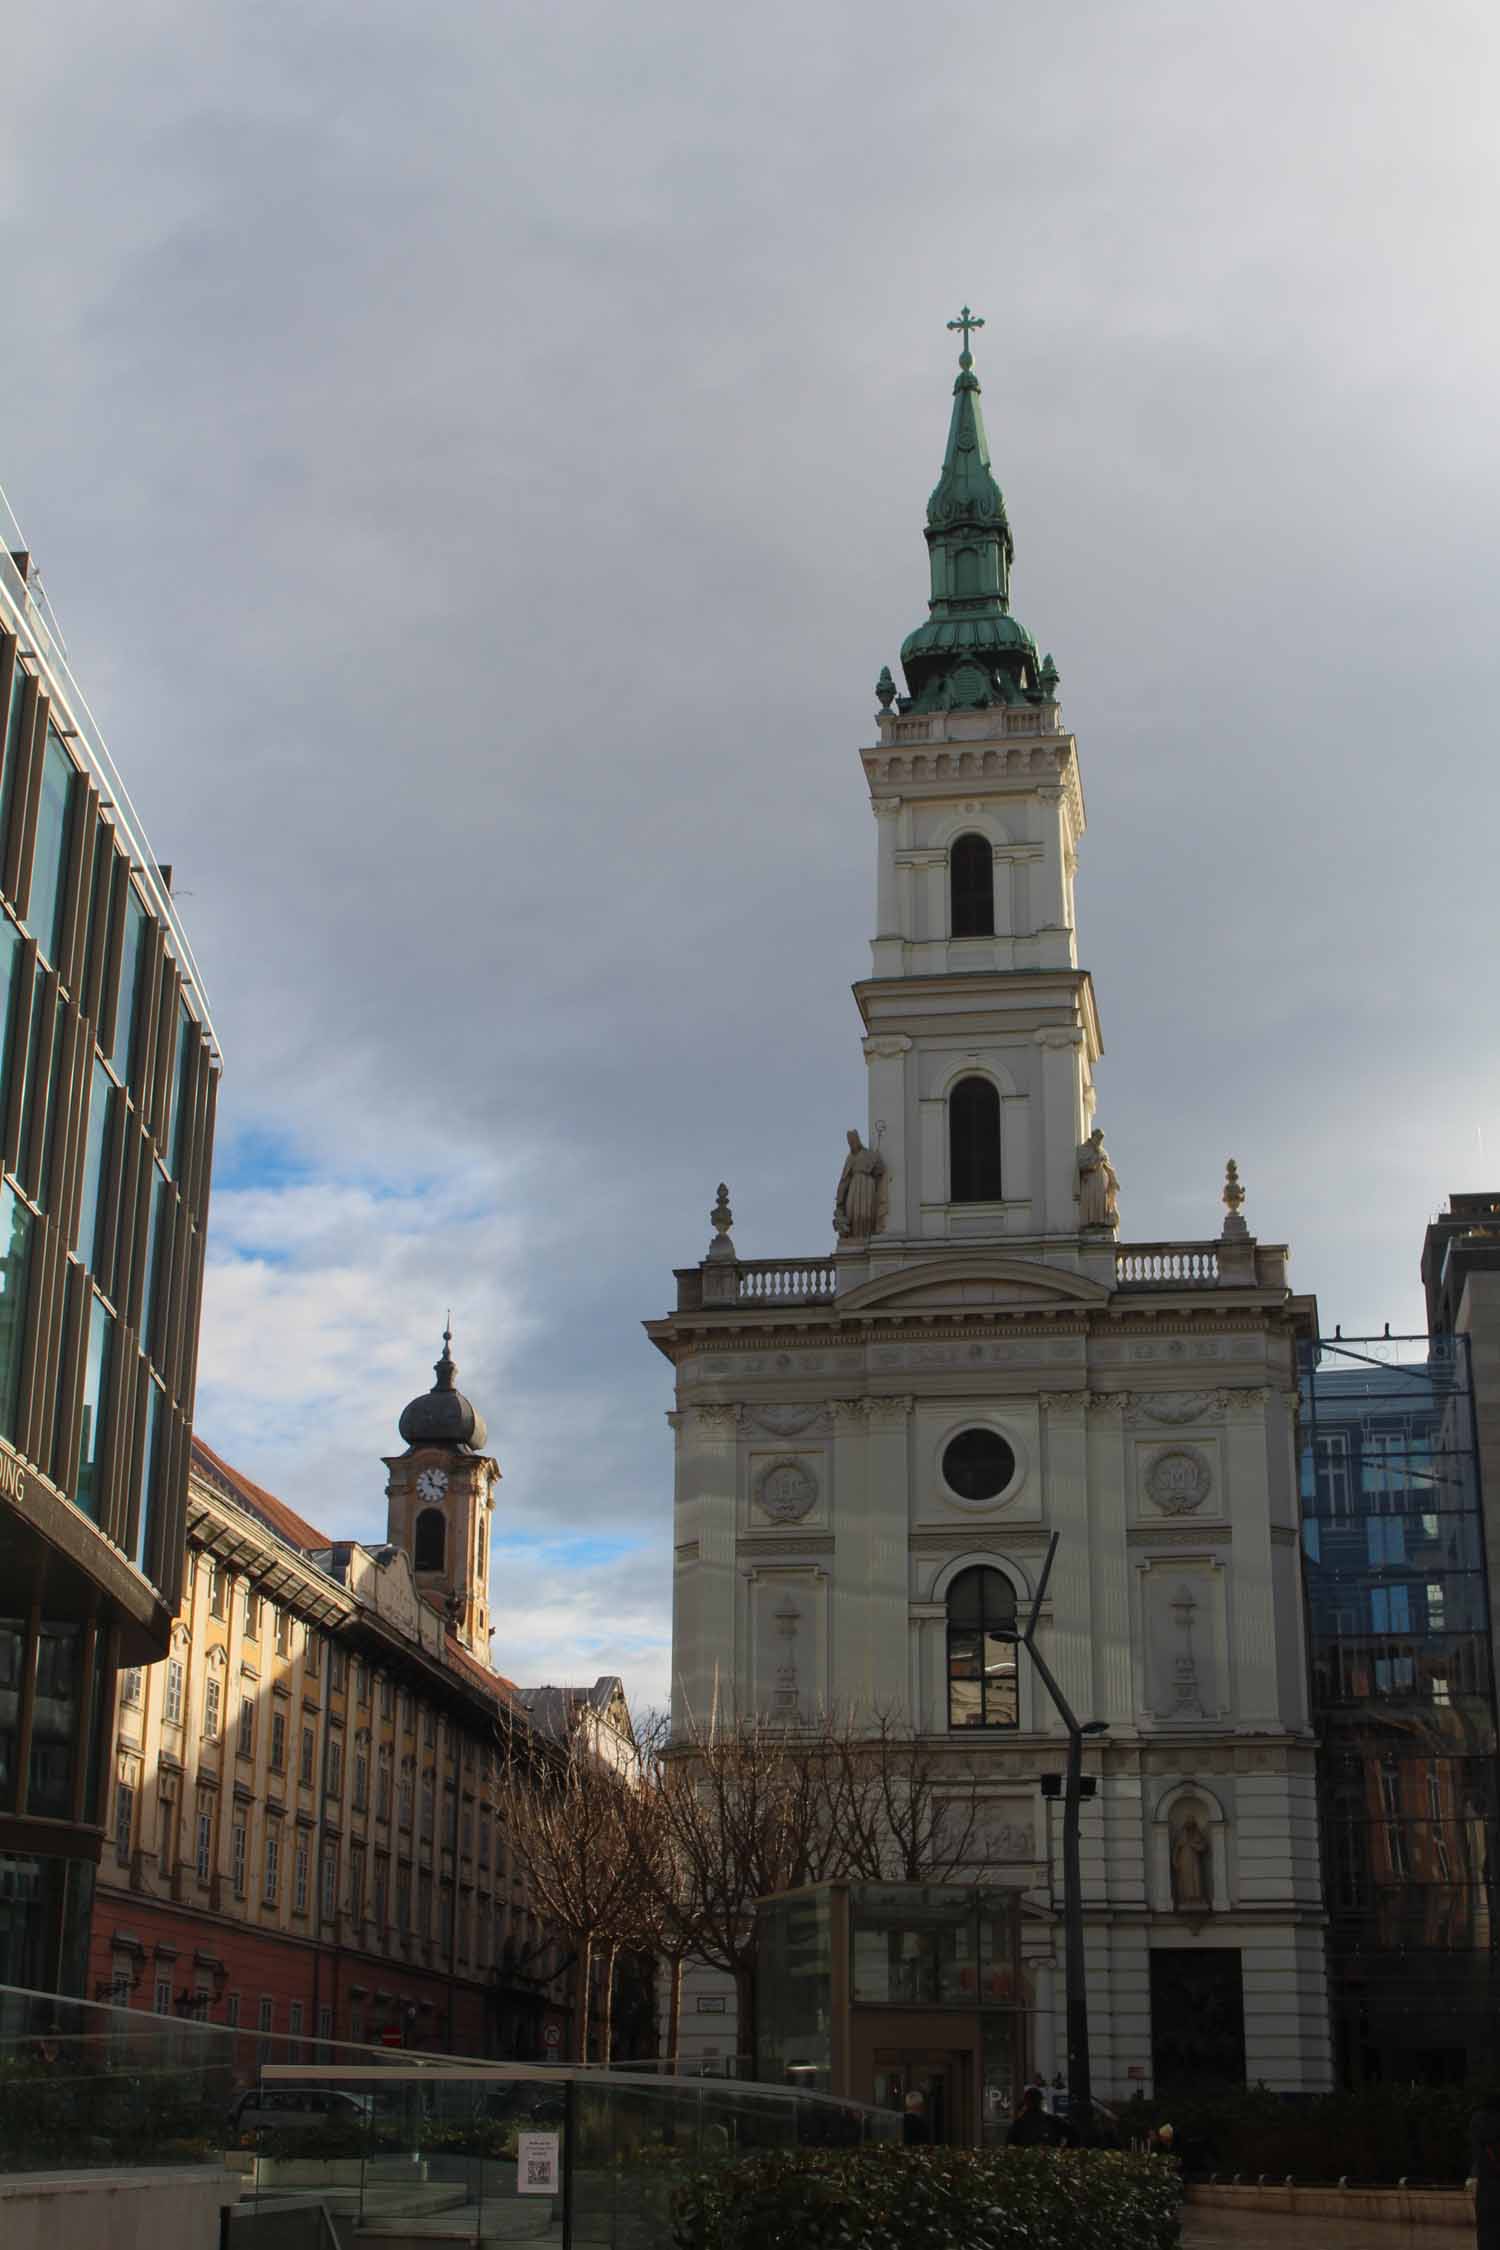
[443,1630,523,1709]
[191,1435,331,1555]
[190,1435,529,1721]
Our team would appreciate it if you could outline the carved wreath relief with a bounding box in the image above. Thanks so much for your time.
[750,1404,827,1439]
[1144,1444,1213,1516]
[753,1457,818,1524]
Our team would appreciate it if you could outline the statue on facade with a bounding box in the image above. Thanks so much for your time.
[1077,1128,1120,1230]
[1170,1808,1212,1911]
[833,1129,886,1240]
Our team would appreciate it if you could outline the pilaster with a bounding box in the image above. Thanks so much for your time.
[861,1035,911,1241]
[1037,1392,1089,1729]
[1035,1028,1085,1236]
[671,1403,740,1730]
[1085,1392,1134,1723]
[861,1397,913,1714]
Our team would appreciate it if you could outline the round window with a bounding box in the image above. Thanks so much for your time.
[942,1427,1017,1501]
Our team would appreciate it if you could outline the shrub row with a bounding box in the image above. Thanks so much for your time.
[668,2144,1181,2250]
[1118,2082,1498,2185]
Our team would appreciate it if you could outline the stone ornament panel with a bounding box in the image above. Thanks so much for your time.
[747,1403,829,1438]
[751,1457,819,1524]
[1135,1557,1230,1724]
[1124,1390,1230,1427]
[961,1802,1038,1863]
[1143,1444,1214,1516]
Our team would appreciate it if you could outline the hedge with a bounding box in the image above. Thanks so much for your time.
[668,2145,1181,2250]
[1118,2082,1500,2185]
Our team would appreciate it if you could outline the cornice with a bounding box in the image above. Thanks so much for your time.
[736,1534,836,1556]
[661,1270,1288,1341]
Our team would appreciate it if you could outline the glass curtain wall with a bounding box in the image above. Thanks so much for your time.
[1299,1335,1498,2086]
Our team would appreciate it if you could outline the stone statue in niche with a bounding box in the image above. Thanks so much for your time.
[1076,1129,1120,1230]
[834,1129,887,1240]
[1169,1803,1213,1911]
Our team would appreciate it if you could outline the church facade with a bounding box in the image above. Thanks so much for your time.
[647,319,1332,2101]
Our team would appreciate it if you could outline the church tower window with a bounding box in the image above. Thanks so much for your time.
[414,1509,445,1572]
[946,1567,1019,1730]
[949,1076,1002,1202]
[950,833,995,938]
[949,832,998,936]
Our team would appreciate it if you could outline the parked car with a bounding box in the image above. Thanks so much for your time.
[229,2084,374,2136]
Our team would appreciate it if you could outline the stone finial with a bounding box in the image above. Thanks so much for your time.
[875,665,896,713]
[706,1182,736,1263]
[1221,1157,1249,1241]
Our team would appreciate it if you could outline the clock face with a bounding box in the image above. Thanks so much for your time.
[416,1467,449,1504]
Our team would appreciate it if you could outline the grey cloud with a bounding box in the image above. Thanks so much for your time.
[6,1,1499,1680]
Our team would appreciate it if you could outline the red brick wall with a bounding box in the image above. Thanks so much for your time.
[88,1886,505,2056]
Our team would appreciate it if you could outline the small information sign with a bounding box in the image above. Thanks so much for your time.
[518,2131,560,2196]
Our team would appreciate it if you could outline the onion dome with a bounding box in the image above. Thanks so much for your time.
[398,1324,488,1451]
[893,308,1053,715]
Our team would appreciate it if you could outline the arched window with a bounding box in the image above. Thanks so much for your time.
[953,545,981,596]
[946,1567,1019,1730]
[949,1076,1002,1202]
[950,832,994,938]
[414,1508,445,1572]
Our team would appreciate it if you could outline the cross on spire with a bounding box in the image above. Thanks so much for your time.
[947,304,985,367]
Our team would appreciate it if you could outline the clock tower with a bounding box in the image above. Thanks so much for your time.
[385,1327,498,1657]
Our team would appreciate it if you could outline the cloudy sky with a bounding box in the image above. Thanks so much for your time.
[4,2,1498,1712]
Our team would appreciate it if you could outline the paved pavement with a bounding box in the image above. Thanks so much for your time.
[1183,2209,1470,2249]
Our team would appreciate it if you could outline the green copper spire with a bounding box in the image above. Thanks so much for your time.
[895,308,1051,714]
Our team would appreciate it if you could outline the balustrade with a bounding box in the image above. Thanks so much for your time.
[736,1259,838,1303]
[1115,1243,1220,1286]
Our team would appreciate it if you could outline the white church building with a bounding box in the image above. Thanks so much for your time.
[646,315,1331,2105]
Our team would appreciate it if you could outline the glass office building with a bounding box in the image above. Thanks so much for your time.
[0,511,219,1992]
[1298,1334,1497,2085]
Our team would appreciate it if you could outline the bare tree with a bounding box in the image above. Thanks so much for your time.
[830,1708,989,1882]
[631,1702,999,2068]
[498,1737,645,2064]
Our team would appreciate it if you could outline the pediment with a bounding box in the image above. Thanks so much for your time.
[838,1255,1109,1317]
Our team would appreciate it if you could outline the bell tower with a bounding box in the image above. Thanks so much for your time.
[853,308,1109,1282]
[384,1326,498,1657]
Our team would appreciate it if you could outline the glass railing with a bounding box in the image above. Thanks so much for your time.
[0,1980,438,2178]
[0,1982,897,2245]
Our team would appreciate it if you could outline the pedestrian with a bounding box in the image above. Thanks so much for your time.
[1008,2085,1059,2148]
[1470,2092,1500,2249]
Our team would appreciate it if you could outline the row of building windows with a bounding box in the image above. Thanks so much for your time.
[137,1659,487,1824]
[190,1556,464,1748]
[0,630,215,1603]
[112,1778,500,1956]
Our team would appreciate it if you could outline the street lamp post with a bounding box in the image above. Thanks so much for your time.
[1019,1532,1108,2141]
